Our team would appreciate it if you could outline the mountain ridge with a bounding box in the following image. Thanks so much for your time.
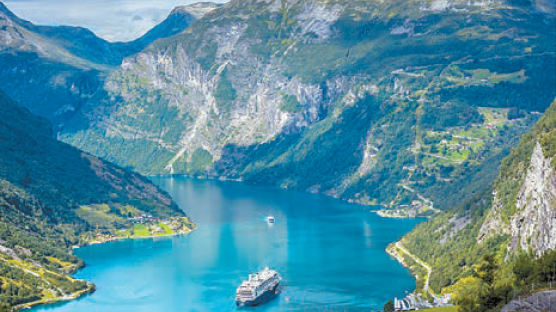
[0,0,208,127]
[60,0,556,214]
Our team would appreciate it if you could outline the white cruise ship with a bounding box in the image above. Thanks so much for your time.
[235,268,281,307]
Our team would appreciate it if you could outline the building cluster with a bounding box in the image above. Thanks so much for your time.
[394,295,417,311]
[393,293,452,311]
[128,214,160,224]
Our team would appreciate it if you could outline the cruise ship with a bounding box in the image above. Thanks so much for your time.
[235,268,281,307]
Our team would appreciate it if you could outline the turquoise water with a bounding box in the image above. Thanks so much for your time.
[33,177,421,311]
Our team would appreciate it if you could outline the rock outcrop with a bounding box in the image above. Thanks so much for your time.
[510,142,556,256]
[501,290,556,312]
[401,100,556,293]
[479,142,556,255]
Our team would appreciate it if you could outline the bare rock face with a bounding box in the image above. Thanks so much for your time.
[103,40,334,173]
[477,191,509,244]
[172,2,224,19]
[510,142,556,256]
[501,290,556,312]
[478,142,556,256]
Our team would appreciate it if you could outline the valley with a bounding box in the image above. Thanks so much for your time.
[56,0,555,216]
[0,0,554,311]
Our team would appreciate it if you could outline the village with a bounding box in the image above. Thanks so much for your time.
[83,214,195,245]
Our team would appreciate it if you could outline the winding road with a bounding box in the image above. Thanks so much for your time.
[395,241,436,297]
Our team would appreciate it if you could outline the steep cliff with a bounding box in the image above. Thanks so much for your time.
[479,98,556,256]
[61,0,556,213]
[401,99,556,293]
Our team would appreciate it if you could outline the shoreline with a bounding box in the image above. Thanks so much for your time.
[387,241,434,296]
[156,175,437,220]
[19,226,197,312]
[386,240,453,310]
[82,224,198,247]
[16,283,95,311]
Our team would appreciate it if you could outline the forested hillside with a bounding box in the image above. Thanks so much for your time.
[0,91,193,311]
[59,0,556,215]
[398,99,556,310]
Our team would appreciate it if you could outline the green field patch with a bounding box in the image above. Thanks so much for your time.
[45,257,76,271]
[115,229,132,237]
[470,141,485,152]
[489,69,527,84]
[132,224,151,237]
[420,306,457,312]
[478,107,510,125]
[465,69,527,85]
[454,127,489,139]
[115,205,141,218]
[455,25,493,40]
[76,204,125,227]
[446,149,469,163]
[471,68,490,80]
[159,223,174,235]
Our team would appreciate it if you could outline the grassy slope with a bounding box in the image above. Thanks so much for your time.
[400,99,556,294]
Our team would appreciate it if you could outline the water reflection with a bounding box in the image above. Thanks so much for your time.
[33,177,421,312]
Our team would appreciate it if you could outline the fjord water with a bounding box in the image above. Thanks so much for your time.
[34,177,421,311]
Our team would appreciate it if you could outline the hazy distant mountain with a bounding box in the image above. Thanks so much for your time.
[0,1,215,127]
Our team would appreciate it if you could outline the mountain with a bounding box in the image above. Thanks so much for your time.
[0,1,210,128]
[133,2,224,49]
[60,0,556,214]
[0,1,209,67]
[0,90,193,310]
[399,98,556,302]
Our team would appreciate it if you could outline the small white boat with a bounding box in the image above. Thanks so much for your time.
[266,216,275,224]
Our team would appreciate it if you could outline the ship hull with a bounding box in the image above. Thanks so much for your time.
[236,284,280,307]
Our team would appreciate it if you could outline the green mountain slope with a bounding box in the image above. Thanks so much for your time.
[399,99,556,299]
[61,0,555,214]
[0,1,209,127]
[0,91,193,311]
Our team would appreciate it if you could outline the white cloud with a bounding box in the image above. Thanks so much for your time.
[3,0,229,42]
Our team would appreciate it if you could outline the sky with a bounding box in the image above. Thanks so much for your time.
[4,0,229,42]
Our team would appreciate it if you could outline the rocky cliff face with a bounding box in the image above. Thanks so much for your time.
[60,0,556,213]
[478,98,556,256]
[510,143,556,255]
[479,141,556,256]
